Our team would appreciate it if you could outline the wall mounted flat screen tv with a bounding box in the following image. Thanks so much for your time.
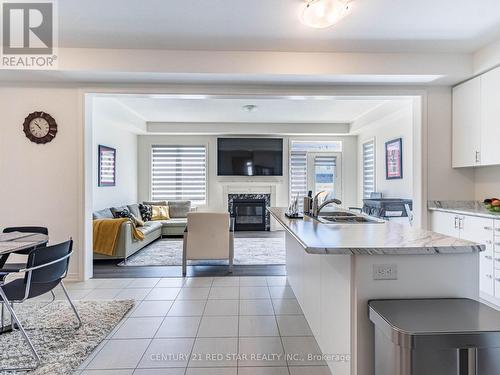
[217,138,283,176]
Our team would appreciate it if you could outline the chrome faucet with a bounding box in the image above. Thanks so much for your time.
[311,191,342,217]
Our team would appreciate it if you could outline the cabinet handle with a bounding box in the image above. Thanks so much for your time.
[485,255,493,260]
[485,226,493,231]
[476,151,481,163]
[486,274,493,279]
[454,216,459,229]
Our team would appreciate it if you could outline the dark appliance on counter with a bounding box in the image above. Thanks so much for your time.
[363,198,413,219]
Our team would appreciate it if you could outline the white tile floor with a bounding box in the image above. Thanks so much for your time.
[58,276,332,375]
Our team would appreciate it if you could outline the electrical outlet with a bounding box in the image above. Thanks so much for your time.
[373,264,397,280]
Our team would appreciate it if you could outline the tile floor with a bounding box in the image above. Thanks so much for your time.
[53,276,333,375]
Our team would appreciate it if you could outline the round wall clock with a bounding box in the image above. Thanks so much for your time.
[23,111,58,144]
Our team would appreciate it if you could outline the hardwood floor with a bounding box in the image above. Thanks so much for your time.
[93,230,287,278]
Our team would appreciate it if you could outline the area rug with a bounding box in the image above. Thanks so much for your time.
[118,235,286,266]
[0,299,134,375]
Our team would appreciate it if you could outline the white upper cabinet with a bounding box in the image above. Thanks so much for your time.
[452,66,500,168]
[480,67,500,166]
[452,77,481,167]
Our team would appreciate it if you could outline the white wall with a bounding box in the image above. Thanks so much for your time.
[137,134,358,213]
[474,166,500,200]
[0,86,82,279]
[356,104,413,204]
[426,87,475,200]
[92,98,143,210]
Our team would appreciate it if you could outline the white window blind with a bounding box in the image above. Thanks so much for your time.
[362,140,375,199]
[290,150,307,208]
[151,145,207,205]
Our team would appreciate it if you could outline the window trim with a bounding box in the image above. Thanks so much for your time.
[362,138,376,200]
[150,144,208,207]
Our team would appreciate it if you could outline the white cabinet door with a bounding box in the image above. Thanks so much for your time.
[452,77,482,167]
[480,67,500,166]
[430,211,459,238]
[481,256,495,296]
[459,215,494,244]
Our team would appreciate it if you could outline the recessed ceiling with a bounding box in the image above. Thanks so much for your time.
[113,96,401,124]
[59,0,500,53]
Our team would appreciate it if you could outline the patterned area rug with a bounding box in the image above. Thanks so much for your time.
[118,235,286,266]
[0,300,134,375]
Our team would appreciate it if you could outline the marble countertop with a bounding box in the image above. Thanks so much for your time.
[269,207,484,255]
[428,201,500,220]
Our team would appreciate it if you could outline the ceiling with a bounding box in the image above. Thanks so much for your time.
[59,0,500,53]
[113,96,406,124]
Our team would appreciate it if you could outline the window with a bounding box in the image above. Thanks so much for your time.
[289,141,342,209]
[290,150,307,207]
[362,139,375,199]
[151,145,207,205]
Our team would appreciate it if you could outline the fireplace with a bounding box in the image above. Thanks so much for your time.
[228,193,271,231]
[232,199,266,231]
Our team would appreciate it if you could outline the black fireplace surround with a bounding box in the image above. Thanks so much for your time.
[228,194,271,231]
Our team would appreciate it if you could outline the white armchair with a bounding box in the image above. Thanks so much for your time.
[182,212,234,276]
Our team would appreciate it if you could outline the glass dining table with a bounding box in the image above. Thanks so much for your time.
[0,231,49,335]
[0,232,49,267]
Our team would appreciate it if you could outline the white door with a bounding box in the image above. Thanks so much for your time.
[481,67,500,166]
[306,152,342,201]
[452,77,481,167]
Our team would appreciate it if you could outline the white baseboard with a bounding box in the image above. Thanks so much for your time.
[65,272,82,282]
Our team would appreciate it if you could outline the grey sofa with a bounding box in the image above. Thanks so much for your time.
[93,201,193,261]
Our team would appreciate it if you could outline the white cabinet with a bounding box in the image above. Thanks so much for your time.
[430,210,498,303]
[480,68,500,166]
[430,210,460,237]
[452,77,481,167]
[452,66,500,167]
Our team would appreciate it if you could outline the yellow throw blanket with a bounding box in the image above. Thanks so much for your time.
[93,218,145,256]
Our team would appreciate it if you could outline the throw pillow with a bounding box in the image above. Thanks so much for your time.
[112,208,132,219]
[151,205,170,220]
[93,208,114,220]
[127,204,142,219]
[167,200,191,218]
[139,204,153,221]
[112,208,145,227]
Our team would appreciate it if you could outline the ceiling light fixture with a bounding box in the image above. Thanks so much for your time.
[300,0,351,29]
[242,104,258,112]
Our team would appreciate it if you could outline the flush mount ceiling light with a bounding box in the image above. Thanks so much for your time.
[300,0,351,29]
[242,104,258,112]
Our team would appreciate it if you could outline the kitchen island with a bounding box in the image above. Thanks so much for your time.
[269,207,484,375]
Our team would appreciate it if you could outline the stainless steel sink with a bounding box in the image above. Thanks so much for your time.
[316,215,384,224]
[318,211,357,217]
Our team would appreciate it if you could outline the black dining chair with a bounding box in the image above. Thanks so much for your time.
[0,239,81,371]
